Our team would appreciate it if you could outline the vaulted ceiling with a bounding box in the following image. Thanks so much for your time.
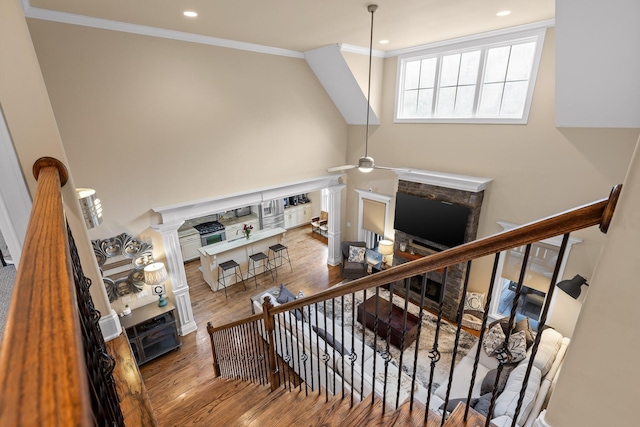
[27,0,554,53]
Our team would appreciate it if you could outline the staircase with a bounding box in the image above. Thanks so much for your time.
[210,377,492,427]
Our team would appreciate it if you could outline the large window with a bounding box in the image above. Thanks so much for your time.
[395,27,546,124]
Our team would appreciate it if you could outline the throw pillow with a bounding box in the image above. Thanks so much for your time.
[488,317,514,335]
[483,324,506,356]
[494,331,528,364]
[347,245,366,263]
[473,393,493,417]
[276,283,296,304]
[464,292,485,311]
[514,317,534,349]
[480,366,514,396]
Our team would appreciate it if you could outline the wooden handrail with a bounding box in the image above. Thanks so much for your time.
[0,158,91,426]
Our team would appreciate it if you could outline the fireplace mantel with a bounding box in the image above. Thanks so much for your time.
[394,169,492,193]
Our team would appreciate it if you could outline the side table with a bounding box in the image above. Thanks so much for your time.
[119,300,181,365]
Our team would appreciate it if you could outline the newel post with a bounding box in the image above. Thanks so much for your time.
[206,322,220,377]
[262,296,280,391]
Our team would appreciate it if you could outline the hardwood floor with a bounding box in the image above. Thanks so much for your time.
[139,226,343,426]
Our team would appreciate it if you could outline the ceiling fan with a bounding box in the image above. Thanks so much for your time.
[327,4,409,174]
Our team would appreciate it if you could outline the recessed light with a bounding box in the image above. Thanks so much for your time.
[496,10,511,17]
[379,40,389,44]
[183,11,198,18]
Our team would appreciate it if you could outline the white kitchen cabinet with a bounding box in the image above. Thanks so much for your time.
[180,233,201,262]
[297,204,313,225]
[284,203,313,229]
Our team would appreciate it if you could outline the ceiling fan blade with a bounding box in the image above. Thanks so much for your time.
[327,164,357,172]
[374,165,413,173]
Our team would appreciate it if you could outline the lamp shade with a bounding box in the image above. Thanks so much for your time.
[378,240,394,256]
[144,262,168,286]
[76,188,103,229]
[557,274,588,299]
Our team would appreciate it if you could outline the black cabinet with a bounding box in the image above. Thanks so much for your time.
[120,300,181,365]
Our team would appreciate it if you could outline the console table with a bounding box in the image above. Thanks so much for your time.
[119,300,181,365]
[356,295,420,350]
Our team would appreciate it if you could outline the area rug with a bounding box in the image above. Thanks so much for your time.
[315,286,478,394]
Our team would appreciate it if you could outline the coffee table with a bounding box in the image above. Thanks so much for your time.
[356,295,420,349]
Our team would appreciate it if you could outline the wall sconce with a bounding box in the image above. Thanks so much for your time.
[76,188,102,229]
[377,239,394,267]
[144,262,168,307]
[557,274,589,299]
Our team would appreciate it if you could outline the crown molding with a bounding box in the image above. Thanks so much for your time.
[385,19,555,58]
[23,5,304,59]
[394,169,492,193]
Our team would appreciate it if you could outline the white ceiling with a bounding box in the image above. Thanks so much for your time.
[27,0,555,54]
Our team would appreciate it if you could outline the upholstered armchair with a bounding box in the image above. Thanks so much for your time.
[340,241,368,279]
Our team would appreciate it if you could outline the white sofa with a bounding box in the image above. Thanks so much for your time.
[253,291,429,407]
[428,325,569,427]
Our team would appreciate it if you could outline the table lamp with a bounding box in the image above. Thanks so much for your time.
[377,240,394,267]
[144,262,169,307]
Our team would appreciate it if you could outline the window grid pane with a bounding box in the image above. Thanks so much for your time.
[396,30,541,122]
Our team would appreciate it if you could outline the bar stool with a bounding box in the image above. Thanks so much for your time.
[247,252,274,288]
[268,243,292,279]
[217,259,245,298]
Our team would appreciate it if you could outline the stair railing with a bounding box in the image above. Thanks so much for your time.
[0,157,125,426]
[207,184,622,426]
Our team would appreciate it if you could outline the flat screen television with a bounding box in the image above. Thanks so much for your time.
[393,192,470,248]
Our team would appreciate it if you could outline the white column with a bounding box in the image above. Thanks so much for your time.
[152,221,197,336]
[326,184,345,266]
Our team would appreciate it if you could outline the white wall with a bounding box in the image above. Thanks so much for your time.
[545,136,640,426]
[556,0,640,127]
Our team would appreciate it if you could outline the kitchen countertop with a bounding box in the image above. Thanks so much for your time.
[178,213,259,239]
[198,227,285,257]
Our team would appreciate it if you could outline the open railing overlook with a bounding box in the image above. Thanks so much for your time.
[208,184,622,426]
[0,153,622,426]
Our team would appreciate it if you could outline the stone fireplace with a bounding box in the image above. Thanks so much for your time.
[390,170,492,321]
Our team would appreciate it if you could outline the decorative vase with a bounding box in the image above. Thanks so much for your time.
[245,231,250,239]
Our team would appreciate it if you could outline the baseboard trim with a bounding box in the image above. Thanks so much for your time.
[100,309,123,342]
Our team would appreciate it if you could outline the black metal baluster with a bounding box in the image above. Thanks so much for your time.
[340,295,346,400]
[250,322,262,384]
[443,261,472,419]
[258,319,270,385]
[395,277,412,409]
[281,312,293,391]
[371,287,380,407]
[300,304,309,395]
[426,266,448,425]
[275,312,288,389]
[485,244,532,427]
[349,292,356,407]
[306,304,314,393]
[360,289,367,401]
[509,234,570,427]
[331,298,337,397]
[292,306,303,392]
[246,323,257,382]
[315,302,322,396]
[286,307,299,391]
[465,253,501,422]
[322,300,330,402]
[382,281,395,414]
[411,275,427,412]
[67,225,124,426]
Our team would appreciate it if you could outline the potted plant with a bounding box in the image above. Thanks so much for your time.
[243,224,253,239]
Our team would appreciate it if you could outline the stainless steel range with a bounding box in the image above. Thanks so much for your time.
[194,221,226,246]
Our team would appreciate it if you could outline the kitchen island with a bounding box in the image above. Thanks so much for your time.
[198,227,287,292]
